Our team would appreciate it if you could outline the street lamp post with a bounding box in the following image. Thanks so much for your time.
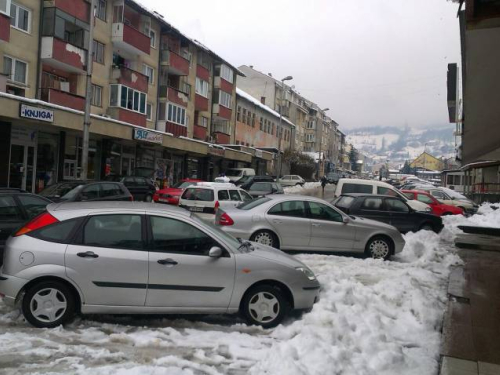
[276,75,293,179]
[81,0,96,180]
[317,108,329,179]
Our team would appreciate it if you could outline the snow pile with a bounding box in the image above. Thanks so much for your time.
[284,182,321,194]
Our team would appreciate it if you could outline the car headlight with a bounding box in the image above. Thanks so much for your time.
[296,267,316,281]
[425,206,432,212]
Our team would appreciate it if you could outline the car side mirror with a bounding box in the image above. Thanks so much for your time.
[209,246,223,258]
[343,216,350,224]
[271,188,277,193]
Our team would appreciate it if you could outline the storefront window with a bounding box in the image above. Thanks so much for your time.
[187,157,200,179]
[36,133,58,192]
[63,135,101,180]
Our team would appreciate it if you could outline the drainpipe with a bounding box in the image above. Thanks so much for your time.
[35,0,44,99]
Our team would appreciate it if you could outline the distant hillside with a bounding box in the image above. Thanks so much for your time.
[346,125,455,163]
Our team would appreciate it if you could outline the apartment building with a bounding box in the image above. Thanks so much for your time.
[452,0,500,201]
[237,65,343,176]
[0,0,264,192]
[232,87,293,174]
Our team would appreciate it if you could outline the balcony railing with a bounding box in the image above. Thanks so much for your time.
[112,22,150,55]
[112,65,149,92]
[160,49,190,76]
[41,37,87,73]
[40,88,85,111]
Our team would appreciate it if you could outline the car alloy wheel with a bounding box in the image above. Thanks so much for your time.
[251,231,277,248]
[22,281,76,328]
[249,292,280,324]
[367,237,391,260]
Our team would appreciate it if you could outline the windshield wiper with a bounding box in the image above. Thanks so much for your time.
[237,238,254,252]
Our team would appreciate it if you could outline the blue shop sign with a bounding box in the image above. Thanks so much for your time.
[132,128,163,144]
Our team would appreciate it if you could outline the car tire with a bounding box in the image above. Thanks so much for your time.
[22,281,76,328]
[419,223,434,232]
[145,194,153,202]
[250,230,280,249]
[241,285,290,328]
[365,235,393,260]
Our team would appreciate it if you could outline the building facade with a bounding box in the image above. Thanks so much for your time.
[0,0,272,192]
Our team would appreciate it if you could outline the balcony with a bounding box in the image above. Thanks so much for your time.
[108,107,147,128]
[214,76,233,92]
[195,94,209,112]
[40,88,85,111]
[41,37,87,73]
[52,0,90,22]
[112,66,148,93]
[212,120,231,135]
[112,22,150,56]
[212,104,232,120]
[160,49,190,76]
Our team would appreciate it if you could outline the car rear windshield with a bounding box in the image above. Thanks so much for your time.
[336,196,355,208]
[174,181,197,189]
[237,197,271,210]
[341,183,372,194]
[181,188,214,201]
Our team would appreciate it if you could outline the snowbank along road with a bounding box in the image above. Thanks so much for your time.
[1,203,498,375]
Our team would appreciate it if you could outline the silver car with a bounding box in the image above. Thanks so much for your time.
[216,195,405,260]
[0,202,319,328]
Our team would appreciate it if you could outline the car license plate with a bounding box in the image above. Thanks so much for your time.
[189,207,204,212]
[158,198,169,203]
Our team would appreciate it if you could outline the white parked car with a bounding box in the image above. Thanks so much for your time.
[334,178,432,213]
[179,182,253,214]
[224,168,256,183]
[279,175,305,187]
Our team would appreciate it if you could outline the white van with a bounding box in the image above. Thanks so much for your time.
[334,178,432,213]
[179,182,253,214]
[225,168,256,182]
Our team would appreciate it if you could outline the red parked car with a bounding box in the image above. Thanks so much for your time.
[402,190,464,216]
[153,179,204,205]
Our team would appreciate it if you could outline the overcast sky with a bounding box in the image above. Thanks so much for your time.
[141,0,461,130]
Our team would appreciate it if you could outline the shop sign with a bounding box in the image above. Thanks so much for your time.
[19,104,54,123]
[255,149,263,158]
[133,128,163,144]
[11,125,37,146]
[208,145,225,158]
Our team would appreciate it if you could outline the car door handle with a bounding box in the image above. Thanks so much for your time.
[312,223,321,227]
[272,220,282,224]
[157,258,178,266]
[77,251,99,258]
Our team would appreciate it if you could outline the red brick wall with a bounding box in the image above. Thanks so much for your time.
[166,122,188,137]
[0,13,10,42]
[196,65,210,81]
[193,125,207,140]
[195,94,209,111]
[119,108,147,127]
[55,0,90,22]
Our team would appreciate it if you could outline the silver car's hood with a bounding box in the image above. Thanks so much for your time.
[247,242,305,269]
[349,216,397,231]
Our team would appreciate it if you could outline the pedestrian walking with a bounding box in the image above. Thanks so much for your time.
[321,175,327,195]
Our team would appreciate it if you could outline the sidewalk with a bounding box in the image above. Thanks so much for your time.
[440,232,500,375]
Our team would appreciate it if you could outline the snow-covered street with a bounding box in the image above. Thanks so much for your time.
[1,205,497,375]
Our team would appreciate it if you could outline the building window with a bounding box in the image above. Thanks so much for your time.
[219,90,231,108]
[220,64,234,83]
[306,134,315,142]
[3,55,27,84]
[307,120,316,129]
[247,111,252,125]
[92,40,105,64]
[167,102,187,126]
[259,116,263,131]
[109,84,147,115]
[0,0,11,16]
[10,2,30,33]
[146,102,153,120]
[142,64,154,85]
[96,0,106,20]
[195,77,209,97]
[149,29,156,48]
[252,113,256,128]
[237,106,241,122]
[91,84,102,107]
[199,116,208,128]
[242,108,247,124]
